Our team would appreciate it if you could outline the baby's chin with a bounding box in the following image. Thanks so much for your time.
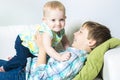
[53,29,62,32]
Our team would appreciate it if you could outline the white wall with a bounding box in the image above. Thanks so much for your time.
[0,0,120,40]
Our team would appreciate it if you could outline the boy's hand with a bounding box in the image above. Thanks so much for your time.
[0,66,5,72]
[35,31,45,50]
[60,52,71,61]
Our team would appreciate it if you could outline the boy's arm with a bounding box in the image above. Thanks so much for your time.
[61,35,70,49]
[35,31,46,67]
[42,33,70,61]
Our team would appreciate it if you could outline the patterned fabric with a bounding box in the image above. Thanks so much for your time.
[19,23,65,56]
[26,47,88,80]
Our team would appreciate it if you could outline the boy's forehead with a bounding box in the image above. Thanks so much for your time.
[80,27,89,34]
[82,24,87,28]
[80,26,86,30]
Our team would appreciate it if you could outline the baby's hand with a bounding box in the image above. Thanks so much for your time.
[60,52,71,61]
[0,66,5,72]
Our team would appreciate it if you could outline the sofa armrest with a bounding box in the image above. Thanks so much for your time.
[103,46,120,80]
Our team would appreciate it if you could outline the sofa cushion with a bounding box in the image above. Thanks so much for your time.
[0,25,36,60]
[73,38,120,80]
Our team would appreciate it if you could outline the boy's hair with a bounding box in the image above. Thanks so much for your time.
[82,21,111,48]
[43,1,65,17]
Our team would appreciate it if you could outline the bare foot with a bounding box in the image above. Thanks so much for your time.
[8,56,12,60]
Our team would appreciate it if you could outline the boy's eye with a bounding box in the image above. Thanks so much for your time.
[79,30,82,33]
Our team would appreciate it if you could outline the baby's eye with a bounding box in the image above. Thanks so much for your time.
[60,19,65,21]
[51,19,55,22]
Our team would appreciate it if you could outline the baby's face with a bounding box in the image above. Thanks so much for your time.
[43,9,66,32]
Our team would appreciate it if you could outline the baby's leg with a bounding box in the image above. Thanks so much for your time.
[0,60,7,66]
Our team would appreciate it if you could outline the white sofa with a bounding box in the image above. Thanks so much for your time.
[103,46,120,80]
[0,25,120,80]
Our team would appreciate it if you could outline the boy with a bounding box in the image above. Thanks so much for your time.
[28,21,112,80]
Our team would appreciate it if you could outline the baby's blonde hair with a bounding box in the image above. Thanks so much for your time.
[43,1,65,17]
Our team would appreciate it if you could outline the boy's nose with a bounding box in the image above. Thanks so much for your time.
[74,31,78,35]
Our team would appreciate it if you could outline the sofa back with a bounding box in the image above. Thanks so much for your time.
[0,25,35,60]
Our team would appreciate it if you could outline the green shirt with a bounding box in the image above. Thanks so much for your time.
[19,23,65,56]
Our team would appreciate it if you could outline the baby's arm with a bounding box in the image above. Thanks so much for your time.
[43,33,70,62]
[61,35,70,49]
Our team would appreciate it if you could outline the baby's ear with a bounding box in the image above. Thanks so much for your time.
[64,16,67,19]
[42,17,46,22]
[88,39,96,47]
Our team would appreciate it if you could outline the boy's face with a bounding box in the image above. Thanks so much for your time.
[72,26,95,52]
[43,9,66,32]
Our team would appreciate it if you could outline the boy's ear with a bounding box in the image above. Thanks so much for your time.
[88,39,96,47]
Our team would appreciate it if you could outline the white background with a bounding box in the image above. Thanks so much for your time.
[0,0,120,39]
